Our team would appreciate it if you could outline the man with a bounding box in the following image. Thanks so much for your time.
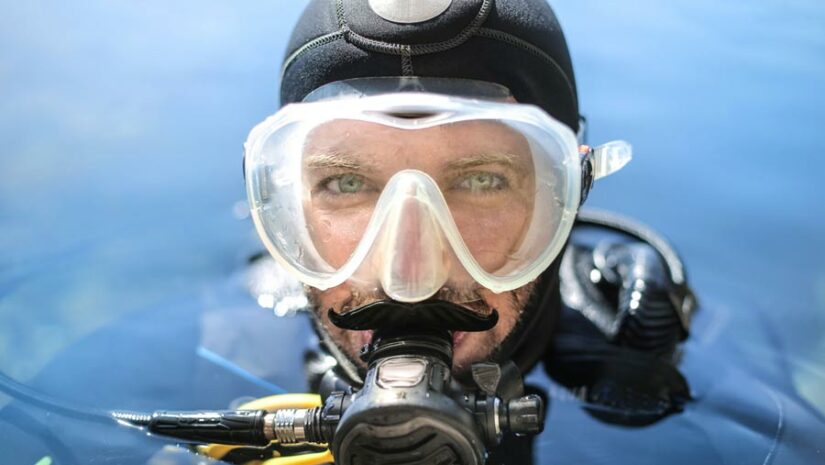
[247,0,624,386]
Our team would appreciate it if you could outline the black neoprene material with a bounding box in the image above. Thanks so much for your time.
[280,0,579,131]
[498,251,562,374]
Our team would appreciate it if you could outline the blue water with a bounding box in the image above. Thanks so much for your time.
[1,0,824,463]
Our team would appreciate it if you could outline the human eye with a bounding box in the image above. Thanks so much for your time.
[453,171,509,193]
[319,173,363,194]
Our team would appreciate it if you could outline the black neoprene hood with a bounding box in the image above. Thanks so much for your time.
[280,0,580,132]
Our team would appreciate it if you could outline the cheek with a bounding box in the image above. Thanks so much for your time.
[478,288,523,336]
[305,207,373,268]
[452,287,527,370]
[311,285,372,368]
[315,284,353,312]
[452,205,532,272]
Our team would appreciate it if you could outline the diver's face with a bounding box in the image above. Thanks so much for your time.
[301,119,537,374]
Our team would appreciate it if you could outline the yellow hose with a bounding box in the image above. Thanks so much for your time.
[261,450,333,465]
[239,393,322,411]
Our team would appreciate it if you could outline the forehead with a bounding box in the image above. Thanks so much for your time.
[302,119,532,161]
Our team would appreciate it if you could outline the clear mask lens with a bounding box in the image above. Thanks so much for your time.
[245,89,629,301]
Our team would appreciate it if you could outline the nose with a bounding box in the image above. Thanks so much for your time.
[378,178,449,302]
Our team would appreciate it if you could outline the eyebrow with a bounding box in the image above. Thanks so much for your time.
[304,150,530,175]
[303,150,377,172]
[444,153,529,174]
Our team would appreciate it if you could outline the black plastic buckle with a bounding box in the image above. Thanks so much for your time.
[580,147,595,205]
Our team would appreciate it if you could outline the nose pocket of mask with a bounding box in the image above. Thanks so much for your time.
[374,171,451,302]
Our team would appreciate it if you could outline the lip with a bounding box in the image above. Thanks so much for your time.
[359,330,374,347]
[452,331,467,349]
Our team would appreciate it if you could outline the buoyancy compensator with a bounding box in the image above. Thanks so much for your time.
[549,209,696,426]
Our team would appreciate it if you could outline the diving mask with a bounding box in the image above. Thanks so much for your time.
[244,79,631,302]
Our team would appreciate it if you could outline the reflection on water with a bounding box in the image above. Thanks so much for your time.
[1,0,824,463]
